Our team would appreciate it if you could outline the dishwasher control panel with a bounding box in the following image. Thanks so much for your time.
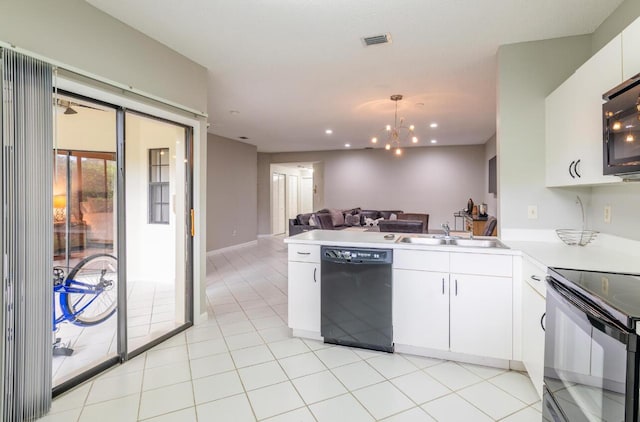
[321,247,393,264]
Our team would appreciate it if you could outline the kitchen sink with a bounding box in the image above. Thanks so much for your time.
[397,235,508,249]
[449,238,507,248]
[396,236,448,245]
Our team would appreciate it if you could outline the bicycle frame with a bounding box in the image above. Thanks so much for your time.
[53,277,108,331]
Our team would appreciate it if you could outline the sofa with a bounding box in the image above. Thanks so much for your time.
[288,207,406,236]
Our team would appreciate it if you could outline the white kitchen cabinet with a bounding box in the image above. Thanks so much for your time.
[546,34,623,186]
[522,281,546,398]
[288,244,321,335]
[393,269,449,351]
[450,274,513,360]
[623,16,640,80]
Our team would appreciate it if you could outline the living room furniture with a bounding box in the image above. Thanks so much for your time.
[288,208,405,236]
[465,214,497,236]
[397,213,429,233]
[378,220,424,233]
[54,221,87,255]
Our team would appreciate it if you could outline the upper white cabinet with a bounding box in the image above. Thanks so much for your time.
[546,34,623,186]
[623,17,640,80]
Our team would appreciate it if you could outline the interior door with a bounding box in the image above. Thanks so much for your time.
[272,173,286,234]
[301,177,313,213]
[288,175,299,220]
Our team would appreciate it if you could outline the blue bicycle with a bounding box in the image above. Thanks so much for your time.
[53,253,118,356]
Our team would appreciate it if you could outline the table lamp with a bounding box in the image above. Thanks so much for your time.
[53,194,66,222]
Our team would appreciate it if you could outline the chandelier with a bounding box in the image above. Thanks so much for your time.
[371,94,418,156]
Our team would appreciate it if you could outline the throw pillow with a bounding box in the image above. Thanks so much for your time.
[345,214,361,226]
[328,209,345,227]
[390,213,397,220]
[308,214,318,226]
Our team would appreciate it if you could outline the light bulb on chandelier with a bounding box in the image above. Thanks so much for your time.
[371,95,418,155]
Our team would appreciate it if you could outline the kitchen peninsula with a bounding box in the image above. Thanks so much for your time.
[285,229,519,370]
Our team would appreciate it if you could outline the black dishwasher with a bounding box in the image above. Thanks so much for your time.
[321,246,393,352]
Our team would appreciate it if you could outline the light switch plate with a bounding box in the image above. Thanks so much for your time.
[527,205,538,220]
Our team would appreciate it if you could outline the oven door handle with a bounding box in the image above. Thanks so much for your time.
[548,277,629,336]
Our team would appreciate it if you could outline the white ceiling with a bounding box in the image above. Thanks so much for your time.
[86,0,623,152]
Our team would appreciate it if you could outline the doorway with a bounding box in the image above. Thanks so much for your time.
[270,163,315,235]
[51,92,194,391]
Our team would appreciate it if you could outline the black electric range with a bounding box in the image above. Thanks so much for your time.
[544,267,640,421]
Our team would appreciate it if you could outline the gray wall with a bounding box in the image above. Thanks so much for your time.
[0,1,210,313]
[497,0,640,241]
[497,36,593,232]
[0,0,208,112]
[592,0,640,54]
[586,0,640,240]
[207,135,257,251]
[258,145,487,235]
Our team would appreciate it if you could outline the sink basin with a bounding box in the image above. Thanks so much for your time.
[397,236,448,245]
[397,235,508,249]
[449,238,507,248]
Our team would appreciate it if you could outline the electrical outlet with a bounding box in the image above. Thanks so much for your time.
[604,205,612,224]
[527,205,538,220]
[232,229,237,236]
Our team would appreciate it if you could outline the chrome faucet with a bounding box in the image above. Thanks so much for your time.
[441,222,450,237]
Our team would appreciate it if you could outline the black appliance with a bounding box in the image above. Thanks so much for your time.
[603,75,640,178]
[320,246,393,353]
[543,267,640,421]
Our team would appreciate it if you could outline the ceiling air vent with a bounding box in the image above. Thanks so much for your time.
[362,33,392,47]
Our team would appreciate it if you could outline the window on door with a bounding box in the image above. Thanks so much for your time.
[148,148,170,224]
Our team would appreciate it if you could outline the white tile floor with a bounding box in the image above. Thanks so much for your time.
[40,236,542,421]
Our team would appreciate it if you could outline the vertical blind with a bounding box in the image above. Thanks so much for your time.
[1,49,53,421]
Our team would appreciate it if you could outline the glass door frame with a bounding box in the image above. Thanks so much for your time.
[52,90,195,396]
[123,108,195,360]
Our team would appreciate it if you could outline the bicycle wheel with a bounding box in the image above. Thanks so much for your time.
[63,253,118,326]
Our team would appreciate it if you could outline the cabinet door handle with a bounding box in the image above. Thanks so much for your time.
[313,267,317,283]
[574,159,581,178]
[455,279,458,296]
[442,278,445,295]
[569,160,576,178]
[531,275,541,282]
[540,312,546,331]
[297,251,311,255]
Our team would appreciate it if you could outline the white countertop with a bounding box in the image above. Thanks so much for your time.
[285,229,517,255]
[286,229,640,274]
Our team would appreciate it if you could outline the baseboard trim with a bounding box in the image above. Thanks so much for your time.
[207,240,258,256]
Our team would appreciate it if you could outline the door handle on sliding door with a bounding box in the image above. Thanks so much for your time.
[190,209,195,237]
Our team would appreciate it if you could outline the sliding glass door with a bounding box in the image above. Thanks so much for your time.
[52,95,119,388]
[124,112,192,353]
[51,93,194,392]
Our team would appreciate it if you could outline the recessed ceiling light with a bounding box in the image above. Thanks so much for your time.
[229,110,240,115]
[430,123,438,128]
[344,143,351,148]
[325,129,333,135]
[430,139,437,144]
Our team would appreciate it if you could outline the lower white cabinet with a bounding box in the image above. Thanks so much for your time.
[394,268,513,361]
[288,261,321,333]
[522,281,546,398]
[393,269,449,351]
[450,274,513,360]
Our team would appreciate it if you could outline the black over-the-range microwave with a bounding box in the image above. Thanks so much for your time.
[603,74,640,178]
